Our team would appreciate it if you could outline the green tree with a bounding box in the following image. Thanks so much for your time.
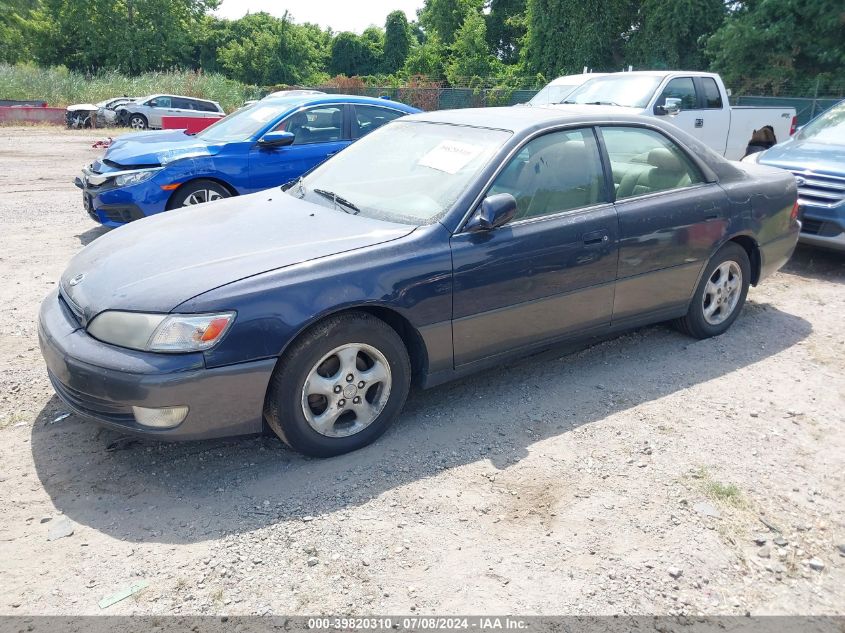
[217,12,325,85]
[524,0,638,75]
[404,33,447,79]
[418,0,484,45]
[0,0,37,64]
[383,10,412,73]
[627,0,725,70]
[32,0,218,72]
[330,30,381,76]
[706,0,845,93]
[446,11,498,84]
[486,0,526,65]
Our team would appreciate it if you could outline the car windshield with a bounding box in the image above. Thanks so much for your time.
[197,102,292,143]
[564,75,663,108]
[294,120,511,225]
[797,102,845,144]
[528,84,579,106]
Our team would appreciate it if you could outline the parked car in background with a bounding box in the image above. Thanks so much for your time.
[243,89,325,108]
[525,73,605,107]
[76,94,419,226]
[65,97,138,128]
[46,107,799,456]
[743,100,845,251]
[543,71,797,160]
[115,94,225,130]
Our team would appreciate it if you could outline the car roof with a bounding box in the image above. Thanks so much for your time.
[260,93,418,112]
[143,94,218,104]
[404,105,676,132]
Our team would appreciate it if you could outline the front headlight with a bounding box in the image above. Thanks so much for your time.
[87,311,235,352]
[113,168,162,187]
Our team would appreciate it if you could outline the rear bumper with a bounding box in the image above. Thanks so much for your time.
[38,289,276,440]
[758,221,800,282]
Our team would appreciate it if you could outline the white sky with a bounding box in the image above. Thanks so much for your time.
[215,0,426,33]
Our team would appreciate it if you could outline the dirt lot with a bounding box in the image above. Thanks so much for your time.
[0,127,843,616]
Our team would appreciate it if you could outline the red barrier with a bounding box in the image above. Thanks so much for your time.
[160,116,222,133]
[0,106,65,124]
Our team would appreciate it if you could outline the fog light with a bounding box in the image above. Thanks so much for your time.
[131,405,189,429]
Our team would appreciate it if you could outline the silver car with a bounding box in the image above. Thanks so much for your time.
[116,94,225,130]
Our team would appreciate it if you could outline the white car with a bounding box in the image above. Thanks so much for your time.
[115,94,226,130]
[542,71,797,160]
[525,73,606,107]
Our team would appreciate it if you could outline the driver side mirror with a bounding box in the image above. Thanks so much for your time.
[656,97,682,116]
[258,131,295,148]
[465,193,518,233]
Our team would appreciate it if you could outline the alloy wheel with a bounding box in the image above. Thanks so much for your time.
[702,260,742,325]
[300,343,392,438]
[183,189,225,206]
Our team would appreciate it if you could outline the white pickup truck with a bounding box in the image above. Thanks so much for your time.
[541,71,797,161]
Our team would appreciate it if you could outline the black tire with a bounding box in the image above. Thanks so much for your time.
[264,312,411,457]
[128,114,148,130]
[675,242,751,339]
[167,179,232,209]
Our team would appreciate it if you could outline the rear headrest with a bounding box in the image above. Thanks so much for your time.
[647,147,684,172]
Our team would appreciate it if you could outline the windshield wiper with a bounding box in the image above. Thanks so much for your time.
[585,100,623,106]
[282,176,306,198]
[313,188,360,214]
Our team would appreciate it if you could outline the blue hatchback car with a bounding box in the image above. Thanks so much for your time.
[75,94,420,227]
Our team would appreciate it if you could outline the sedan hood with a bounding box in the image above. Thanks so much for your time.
[102,130,219,168]
[759,137,845,175]
[61,194,415,320]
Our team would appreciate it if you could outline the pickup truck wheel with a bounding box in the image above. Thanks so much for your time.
[675,242,750,339]
[167,179,231,209]
[128,114,147,130]
[264,312,411,457]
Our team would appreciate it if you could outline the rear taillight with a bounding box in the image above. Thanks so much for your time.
[790,201,800,221]
[789,115,798,136]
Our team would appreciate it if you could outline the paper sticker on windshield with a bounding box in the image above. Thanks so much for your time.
[418,140,483,174]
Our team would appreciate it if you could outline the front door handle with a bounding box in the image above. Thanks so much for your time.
[582,229,609,245]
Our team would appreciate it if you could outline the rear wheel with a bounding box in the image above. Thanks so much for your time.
[128,114,148,130]
[675,242,750,339]
[167,179,231,209]
[264,312,411,457]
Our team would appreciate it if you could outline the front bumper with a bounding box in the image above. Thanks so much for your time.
[798,204,845,252]
[75,167,168,227]
[38,289,276,440]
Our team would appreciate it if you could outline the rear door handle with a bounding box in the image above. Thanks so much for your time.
[582,229,609,245]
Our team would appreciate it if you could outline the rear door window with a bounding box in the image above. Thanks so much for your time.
[352,105,405,139]
[700,78,723,109]
[600,126,703,200]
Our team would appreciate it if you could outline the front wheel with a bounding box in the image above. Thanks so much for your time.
[675,242,751,339]
[128,114,148,130]
[264,312,411,457]
[167,179,231,209]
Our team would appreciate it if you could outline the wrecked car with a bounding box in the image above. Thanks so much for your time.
[65,97,138,128]
[75,94,419,226]
[114,94,225,130]
[44,107,799,457]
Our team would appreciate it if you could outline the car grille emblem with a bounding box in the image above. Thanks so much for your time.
[794,176,806,186]
[68,273,86,287]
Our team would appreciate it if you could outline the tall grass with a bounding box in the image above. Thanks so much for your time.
[0,63,261,113]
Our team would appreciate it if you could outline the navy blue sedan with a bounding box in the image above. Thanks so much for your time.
[41,107,799,456]
[75,94,420,227]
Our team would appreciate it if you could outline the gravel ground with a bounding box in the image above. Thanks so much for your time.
[0,127,843,617]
